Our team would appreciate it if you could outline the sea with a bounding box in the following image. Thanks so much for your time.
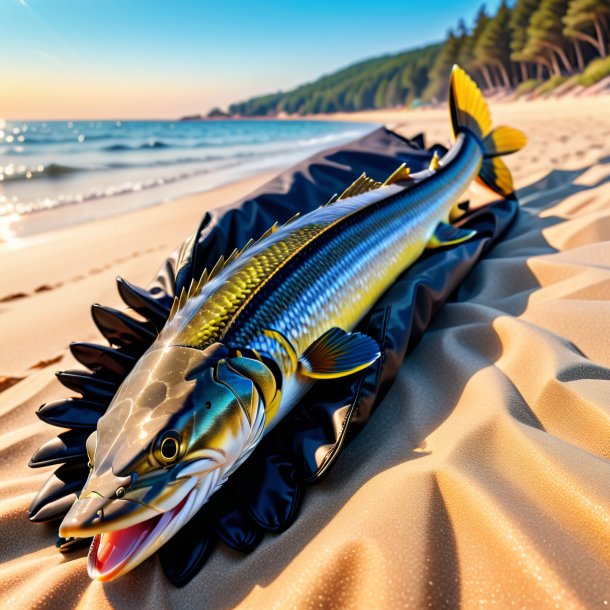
[0,119,375,242]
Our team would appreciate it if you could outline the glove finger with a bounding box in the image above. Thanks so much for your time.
[29,462,89,522]
[211,503,264,553]
[158,508,217,588]
[235,443,303,533]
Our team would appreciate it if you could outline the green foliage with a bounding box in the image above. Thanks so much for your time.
[510,0,539,59]
[536,74,568,93]
[577,55,610,84]
[564,0,610,55]
[526,0,571,52]
[474,1,513,84]
[224,0,610,115]
[564,0,610,31]
[459,6,491,68]
[515,78,543,95]
[229,44,440,116]
[422,30,465,101]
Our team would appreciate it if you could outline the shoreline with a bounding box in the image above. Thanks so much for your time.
[0,120,374,243]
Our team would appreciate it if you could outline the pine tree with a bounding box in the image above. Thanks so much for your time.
[510,0,539,80]
[384,73,402,106]
[474,1,514,88]
[525,0,574,75]
[564,0,610,57]
[423,29,464,100]
[459,5,492,85]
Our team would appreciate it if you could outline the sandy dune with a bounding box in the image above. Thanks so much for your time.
[0,96,609,608]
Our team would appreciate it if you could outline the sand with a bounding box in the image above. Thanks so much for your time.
[1,95,609,609]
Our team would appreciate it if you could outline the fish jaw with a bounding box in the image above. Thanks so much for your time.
[85,467,223,582]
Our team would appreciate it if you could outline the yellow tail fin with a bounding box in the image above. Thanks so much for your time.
[448,65,526,198]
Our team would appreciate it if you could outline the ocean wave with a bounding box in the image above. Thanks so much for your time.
[0,120,376,227]
[295,130,366,147]
[0,163,82,182]
[0,157,251,217]
[102,141,173,151]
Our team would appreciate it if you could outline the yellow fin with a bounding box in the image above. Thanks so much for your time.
[426,222,476,249]
[476,156,514,198]
[177,286,188,309]
[383,163,411,185]
[299,327,380,380]
[168,295,179,321]
[224,248,240,267]
[429,151,441,171]
[449,200,470,223]
[338,172,383,200]
[208,255,225,282]
[449,65,493,141]
[448,65,524,198]
[482,125,527,158]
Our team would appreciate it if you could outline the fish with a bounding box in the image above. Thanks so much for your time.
[58,65,526,581]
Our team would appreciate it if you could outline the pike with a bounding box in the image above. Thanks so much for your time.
[59,66,526,581]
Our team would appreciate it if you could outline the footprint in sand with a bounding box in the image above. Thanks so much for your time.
[0,376,23,392]
[34,285,53,293]
[0,292,28,303]
[29,354,63,370]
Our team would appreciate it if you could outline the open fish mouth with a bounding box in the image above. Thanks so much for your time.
[88,490,195,582]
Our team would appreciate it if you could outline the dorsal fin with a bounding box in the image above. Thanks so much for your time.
[208,255,225,282]
[282,212,301,227]
[225,248,240,267]
[383,163,411,185]
[323,193,339,207]
[239,238,255,255]
[338,172,383,201]
[335,164,410,203]
[177,285,188,309]
[186,267,209,300]
[168,295,179,321]
[168,214,303,320]
[259,221,278,240]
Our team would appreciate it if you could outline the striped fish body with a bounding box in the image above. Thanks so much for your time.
[160,132,484,423]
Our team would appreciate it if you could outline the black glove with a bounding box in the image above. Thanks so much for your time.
[28,127,517,585]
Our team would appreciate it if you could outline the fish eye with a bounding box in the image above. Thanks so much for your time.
[161,437,179,460]
[153,430,182,465]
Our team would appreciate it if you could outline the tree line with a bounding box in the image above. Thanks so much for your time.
[227,0,610,116]
[425,0,610,100]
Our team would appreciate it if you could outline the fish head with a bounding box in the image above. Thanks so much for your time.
[58,342,278,581]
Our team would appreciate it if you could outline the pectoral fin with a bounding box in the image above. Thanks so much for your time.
[449,200,470,223]
[426,222,476,249]
[299,327,380,379]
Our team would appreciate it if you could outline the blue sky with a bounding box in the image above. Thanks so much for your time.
[0,0,502,119]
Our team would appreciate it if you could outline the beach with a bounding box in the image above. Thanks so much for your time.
[1,94,609,608]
